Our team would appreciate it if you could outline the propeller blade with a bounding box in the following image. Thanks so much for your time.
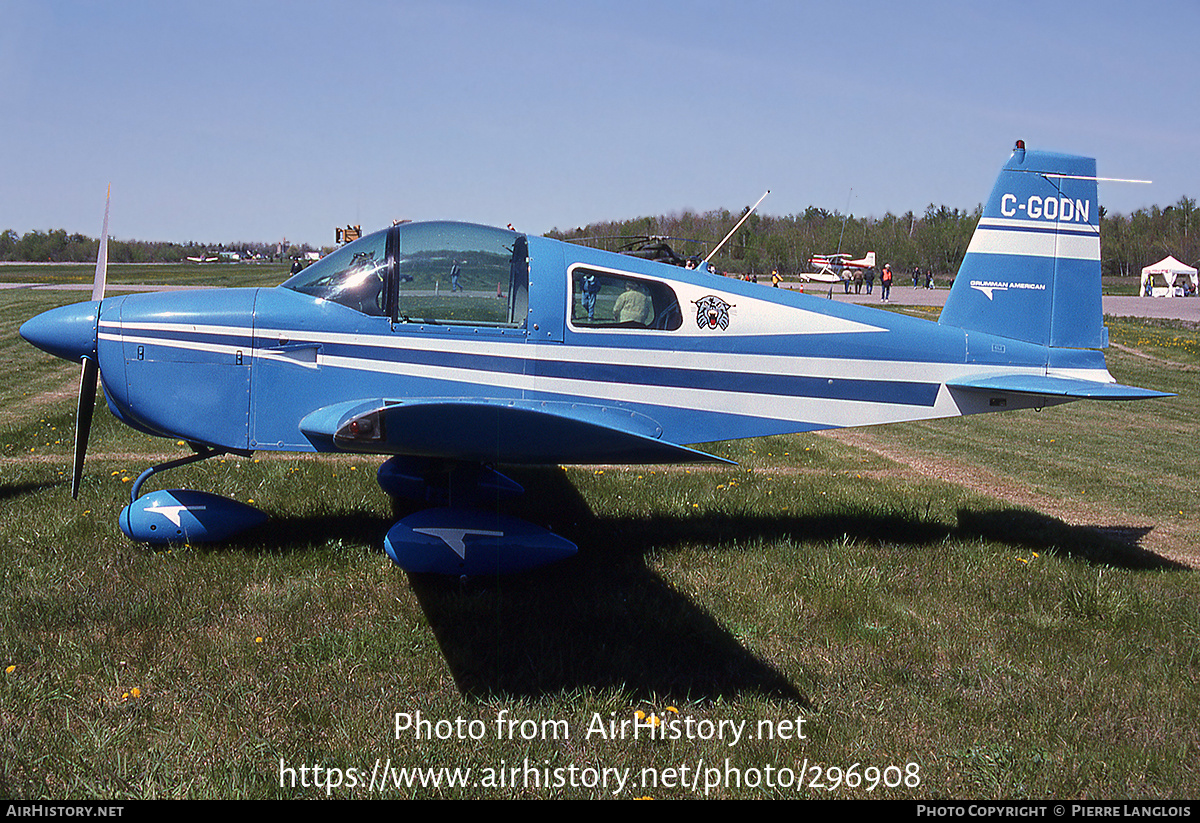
[92,185,110,301]
[71,357,98,499]
[73,185,109,498]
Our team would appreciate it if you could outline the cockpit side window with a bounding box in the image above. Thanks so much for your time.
[395,222,528,328]
[282,229,391,316]
[570,267,682,331]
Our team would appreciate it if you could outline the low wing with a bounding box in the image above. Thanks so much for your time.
[299,397,733,465]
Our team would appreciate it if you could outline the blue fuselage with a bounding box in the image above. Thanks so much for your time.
[88,225,1089,462]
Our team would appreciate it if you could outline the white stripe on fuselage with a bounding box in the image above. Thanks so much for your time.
[100,321,1113,430]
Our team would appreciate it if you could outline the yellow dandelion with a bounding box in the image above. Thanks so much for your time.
[130,687,141,698]
[634,710,646,720]
[255,637,263,643]
[666,706,678,714]
[5,665,14,674]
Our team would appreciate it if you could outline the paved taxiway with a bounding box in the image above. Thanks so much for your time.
[788,282,1200,322]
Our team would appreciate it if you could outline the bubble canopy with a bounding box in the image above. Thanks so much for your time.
[282,222,529,327]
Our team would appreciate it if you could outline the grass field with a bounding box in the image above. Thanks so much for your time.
[0,267,1197,798]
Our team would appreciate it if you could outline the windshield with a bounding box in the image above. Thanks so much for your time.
[395,222,527,327]
[281,222,529,325]
[282,229,391,316]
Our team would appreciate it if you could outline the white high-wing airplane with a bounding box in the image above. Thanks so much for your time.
[803,250,876,282]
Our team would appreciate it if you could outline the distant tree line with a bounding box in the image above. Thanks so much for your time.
[6,195,1197,278]
[0,228,319,264]
[548,195,1200,280]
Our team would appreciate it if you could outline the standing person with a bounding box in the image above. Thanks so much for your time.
[771,269,781,288]
[925,269,934,289]
[913,265,921,289]
[450,260,463,292]
[881,264,892,302]
[580,271,600,320]
[613,281,654,326]
[865,267,874,294]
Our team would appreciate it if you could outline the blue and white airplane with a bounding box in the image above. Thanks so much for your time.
[20,142,1168,575]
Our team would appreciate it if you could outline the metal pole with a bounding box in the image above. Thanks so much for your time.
[704,190,770,264]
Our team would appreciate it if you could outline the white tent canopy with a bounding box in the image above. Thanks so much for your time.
[1141,255,1198,297]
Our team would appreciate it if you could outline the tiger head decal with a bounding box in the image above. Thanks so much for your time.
[692,295,734,330]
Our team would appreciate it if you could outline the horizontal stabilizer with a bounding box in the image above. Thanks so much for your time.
[947,374,1172,400]
[300,397,734,465]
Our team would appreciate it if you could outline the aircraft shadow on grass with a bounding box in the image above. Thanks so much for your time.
[954,509,1181,570]
[0,480,65,501]
[205,465,1183,699]
[3,463,1180,701]
[402,466,809,702]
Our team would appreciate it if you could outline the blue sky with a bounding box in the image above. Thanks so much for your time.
[2,0,1197,247]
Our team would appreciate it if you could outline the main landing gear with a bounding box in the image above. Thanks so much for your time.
[376,456,577,575]
[119,451,576,576]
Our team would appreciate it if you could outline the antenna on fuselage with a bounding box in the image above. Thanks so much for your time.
[703,190,770,265]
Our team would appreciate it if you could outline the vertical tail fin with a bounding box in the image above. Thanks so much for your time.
[939,142,1105,350]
